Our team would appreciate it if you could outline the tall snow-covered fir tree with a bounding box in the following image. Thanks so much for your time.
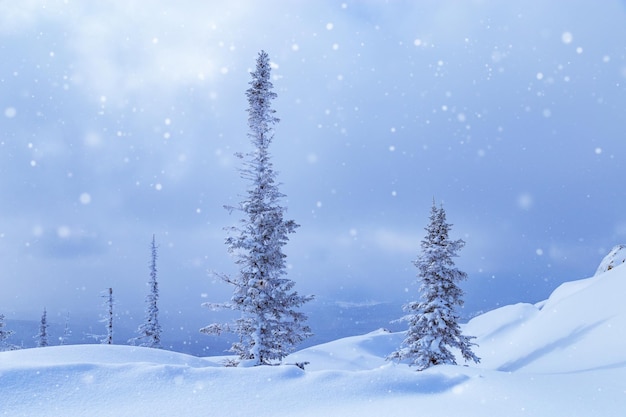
[201,50,313,365]
[133,235,162,348]
[388,201,480,371]
[0,313,15,351]
[36,307,49,347]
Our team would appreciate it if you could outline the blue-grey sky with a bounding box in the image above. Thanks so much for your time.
[1,1,625,351]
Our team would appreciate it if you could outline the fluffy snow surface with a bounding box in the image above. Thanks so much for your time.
[3,265,626,416]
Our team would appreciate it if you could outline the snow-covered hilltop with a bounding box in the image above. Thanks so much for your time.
[595,244,626,276]
[2,252,626,416]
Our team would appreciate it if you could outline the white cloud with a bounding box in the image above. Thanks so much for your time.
[0,1,56,34]
[66,5,231,102]
[2,1,255,104]
[372,229,420,254]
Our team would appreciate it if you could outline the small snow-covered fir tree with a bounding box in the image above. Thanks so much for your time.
[0,313,16,351]
[201,50,313,365]
[133,235,162,348]
[36,307,49,347]
[388,201,480,370]
[102,288,114,345]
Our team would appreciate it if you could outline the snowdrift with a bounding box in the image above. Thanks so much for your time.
[466,260,626,373]
[2,262,626,416]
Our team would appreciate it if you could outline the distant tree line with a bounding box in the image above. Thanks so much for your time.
[1,235,162,351]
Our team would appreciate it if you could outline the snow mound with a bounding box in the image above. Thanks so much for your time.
[0,344,218,368]
[467,263,626,373]
[287,328,403,371]
[594,244,626,275]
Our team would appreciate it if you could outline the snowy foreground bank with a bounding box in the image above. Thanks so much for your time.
[3,263,626,416]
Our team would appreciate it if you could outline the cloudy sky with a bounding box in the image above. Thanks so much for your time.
[1,1,625,350]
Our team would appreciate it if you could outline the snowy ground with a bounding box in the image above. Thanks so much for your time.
[3,262,626,416]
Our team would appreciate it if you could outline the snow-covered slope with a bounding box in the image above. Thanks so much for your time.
[466,261,626,373]
[2,263,626,416]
